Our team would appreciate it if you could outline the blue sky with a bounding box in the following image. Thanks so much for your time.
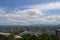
[0,0,60,25]
[0,0,60,11]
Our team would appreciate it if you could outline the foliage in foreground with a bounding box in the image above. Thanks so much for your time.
[21,33,56,40]
[0,33,56,40]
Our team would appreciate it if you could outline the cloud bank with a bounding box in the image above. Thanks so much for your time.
[0,1,60,25]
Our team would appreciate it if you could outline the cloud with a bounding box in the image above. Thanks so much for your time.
[0,8,60,25]
[0,9,44,25]
[0,1,60,25]
[27,1,60,10]
[42,15,60,24]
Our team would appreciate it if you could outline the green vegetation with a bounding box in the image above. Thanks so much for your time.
[21,33,56,40]
[0,33,56,40]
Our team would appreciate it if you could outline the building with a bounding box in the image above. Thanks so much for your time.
[56,29,60,40]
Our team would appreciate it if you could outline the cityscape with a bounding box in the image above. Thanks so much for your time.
[0,0,60,40]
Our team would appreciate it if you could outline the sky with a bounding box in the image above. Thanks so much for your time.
[0,0,60,25]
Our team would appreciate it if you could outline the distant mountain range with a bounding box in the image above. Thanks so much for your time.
[0,24,60,28]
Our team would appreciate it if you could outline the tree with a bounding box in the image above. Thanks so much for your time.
[31,35,38,40]
[6,34,15,40]
[22,34,32,40]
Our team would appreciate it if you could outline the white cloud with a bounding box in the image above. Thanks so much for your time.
[0,1,60,25]
[0,8,60,25]
[43,15,60,24]
[25,15,60,25]
[27,1,60,10]
[0,9,44,25]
